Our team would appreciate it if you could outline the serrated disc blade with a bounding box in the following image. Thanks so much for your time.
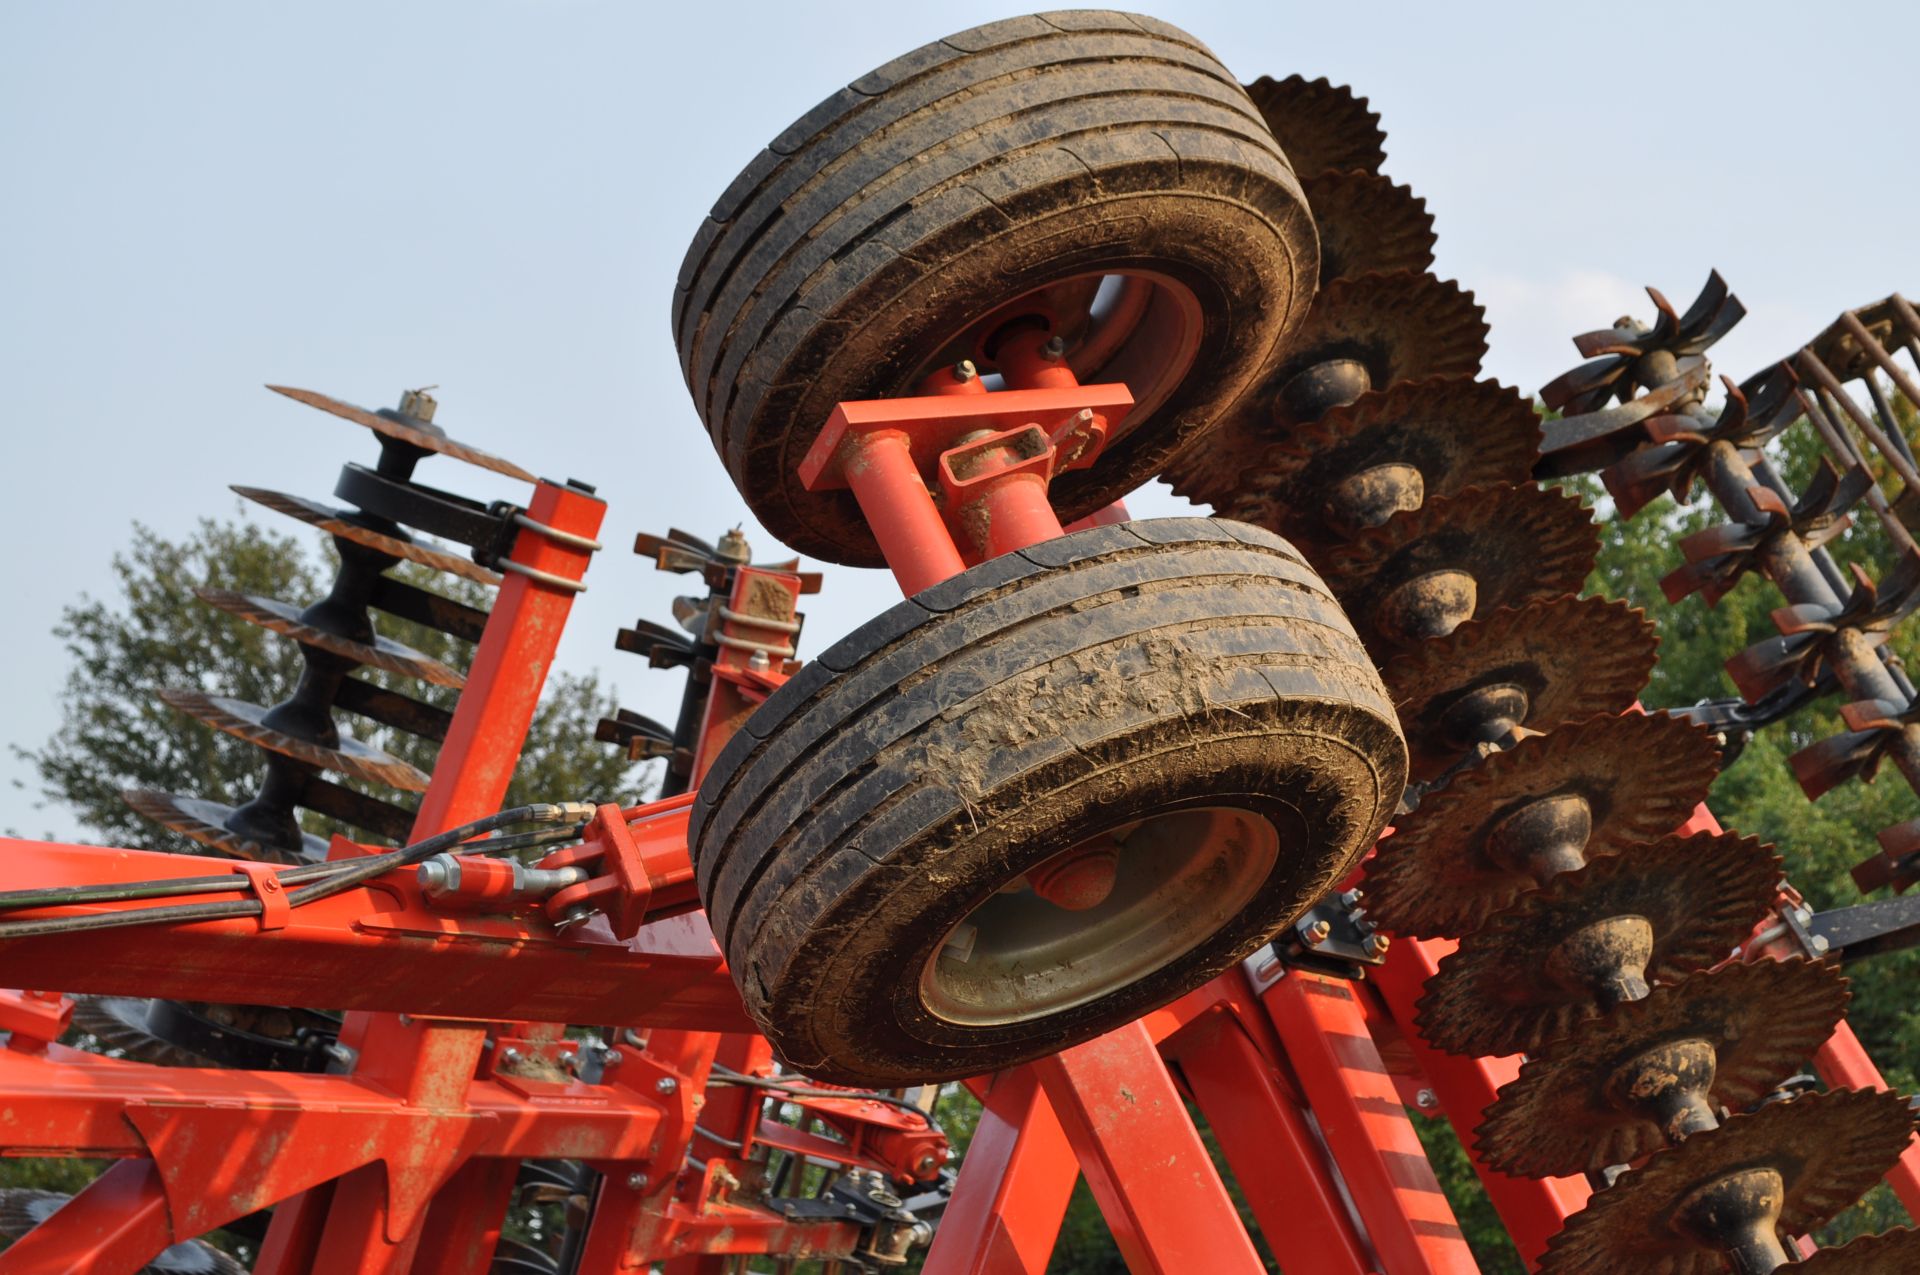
[1381,597,1658,781]
[1204,376,1540,550]
[231,486,502,587]
[120,788,324,863]
[1303,170,1436,286]
[1169,272,1489,501]
[156,688,430,792]
[1475,960,1849,1178]
[1536,1090,1916,1275]
[268,385,536,482]
[70,997,212,1066]
[1364,711,1722,938]
[1243,75,1387,177]
[1415,833,1782,1057]
[1323,483,1599,652]
[1800,1228,1920,1274]
[193,589,464,688]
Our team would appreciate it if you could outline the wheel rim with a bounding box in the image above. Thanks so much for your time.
[907,269,1204,440]
[917,805,1281,1027]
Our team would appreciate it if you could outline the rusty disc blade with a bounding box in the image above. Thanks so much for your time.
[1244,75,1386,177]
[1536,1090,1917,1275]
[121,788,325,863]
[1204,376,1541,551]
[194,588,465,689]
[231,486,503,587]
[1800,1228,1920,1274]
[1167,272,1489,501]
[1364,711,1721,938]
[70,997,212,1067]
[1475,960,1850,1178]
[1415,832,1782,1057]
[1304,170,1436,286]
[268,385,536,483]
[156,688,431,792]
[1322,483,1599,652]
[1382,597,1659,781]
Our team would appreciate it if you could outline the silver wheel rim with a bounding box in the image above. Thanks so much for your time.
[917,806,1282,1027]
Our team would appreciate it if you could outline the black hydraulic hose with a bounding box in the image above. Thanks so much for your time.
[0,803,596,939]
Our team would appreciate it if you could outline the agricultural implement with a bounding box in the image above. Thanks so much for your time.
[0,10,1917,1272]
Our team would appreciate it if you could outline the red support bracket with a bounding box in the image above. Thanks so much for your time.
[233,859,290,931]
[798,377,1133,594]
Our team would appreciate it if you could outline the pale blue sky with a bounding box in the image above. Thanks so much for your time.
[3,1,1915,838]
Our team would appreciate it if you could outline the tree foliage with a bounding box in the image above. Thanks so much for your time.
[17,515,649,848]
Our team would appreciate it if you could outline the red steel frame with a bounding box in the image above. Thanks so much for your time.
[0,369,1913,1271]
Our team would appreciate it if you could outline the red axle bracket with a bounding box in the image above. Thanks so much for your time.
[799,379,1134,594]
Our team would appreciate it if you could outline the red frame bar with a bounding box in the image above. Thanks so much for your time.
[1258,967,1478,1272]
[1034,1021,1266,1274]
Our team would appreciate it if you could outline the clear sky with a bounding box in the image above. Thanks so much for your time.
[3,1,1915,839]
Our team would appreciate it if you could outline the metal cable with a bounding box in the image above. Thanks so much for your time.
[0,804,595,937]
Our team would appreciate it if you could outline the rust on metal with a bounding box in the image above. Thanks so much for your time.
[1167,271,1489,501]
[1209,375,1541,552]
[118,789,327,863]
[1535,1090,1916,1275]
[1415,832,1782,1057]
[1380,596,1659,780]
[1323,483,1598,651]
[1242,75,1387,177]
[231,486,503,587]
[268,385,538,483]
[156,688,431,792]
[1474,960,1850,1178]
[1364,712,1723,938]
[1798,1225,1920,1273]
[1301,170,1436,286]
[194,588,465,688]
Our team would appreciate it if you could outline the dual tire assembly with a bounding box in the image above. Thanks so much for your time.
[673,12,1406,1084]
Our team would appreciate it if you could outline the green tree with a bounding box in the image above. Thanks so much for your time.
[16,514,650,849]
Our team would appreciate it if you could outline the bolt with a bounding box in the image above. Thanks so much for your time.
[1794,906,1813,925]
[1302,919,1332,946]
[1041,335,1067,360]
[1812,934,1831,954]
[398,386,439,423]
[953,359,977,382]
[626,1172,648,1190]
[501,1048,523,1067]
[559,1047,579,1071]
[1363,932,1392,959]
[656,1076,679,1095]
[602,1049,623,1069]
[1416,1088,1437,1109]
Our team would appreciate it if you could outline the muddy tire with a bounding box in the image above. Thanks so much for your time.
[673,12,1318,567]
[691,519,1405,1085]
